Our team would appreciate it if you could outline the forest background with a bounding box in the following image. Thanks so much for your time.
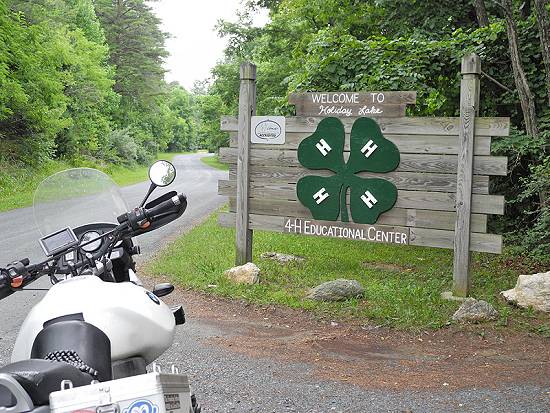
[0,0,548,262]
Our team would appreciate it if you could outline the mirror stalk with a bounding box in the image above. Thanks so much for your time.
[139,182,157,208]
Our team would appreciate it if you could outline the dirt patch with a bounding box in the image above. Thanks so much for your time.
[156,285,550,391]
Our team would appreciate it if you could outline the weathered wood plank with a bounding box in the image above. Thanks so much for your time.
[289,92,415,117]
[411,228,501,254]
[224,198,488,232]
[289,91,417,105]
[453,54,480,296]
[220,213,411,244]
[234,62,256,265]
[221,116,510,136]
[219,180,503,214]
[293,103,407,118]
[229,132,492,155]
[218,212,501,253]
[219,147,507,176]
[228,165,490,194]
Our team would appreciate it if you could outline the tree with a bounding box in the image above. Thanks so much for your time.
[167,85,196,151]
[499,0,539,137]
[1,0,118,161]
[534,0,550,105]
[94,0,172,157]
[94,0,168,110]
[473,0,490,26]
[193,94,228,152]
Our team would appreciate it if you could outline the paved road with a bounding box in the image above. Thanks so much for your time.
[0,153,548,412]
[0,153,227,363]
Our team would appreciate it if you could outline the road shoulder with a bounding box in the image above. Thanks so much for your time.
[152,286,549,392]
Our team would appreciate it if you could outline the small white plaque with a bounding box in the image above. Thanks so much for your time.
[251,116,285,144]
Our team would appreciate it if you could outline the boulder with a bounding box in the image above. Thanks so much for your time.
[306,279,364,302]
[260,252,305,264]
[452,298,499,323]
[501,271,550,313]
[224,262,260,285]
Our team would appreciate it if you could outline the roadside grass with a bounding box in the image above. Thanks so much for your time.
[0,152,190,212]
[200,154,229,171]
[145,209,549,333]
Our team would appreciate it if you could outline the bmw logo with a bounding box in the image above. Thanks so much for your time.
[146,291,160,305]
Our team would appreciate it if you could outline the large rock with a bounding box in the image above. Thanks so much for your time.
[224,263,260,285]
[260,252,305,264]
[452,298,499,323]
[306,279,364,302]
[501,271,550,313]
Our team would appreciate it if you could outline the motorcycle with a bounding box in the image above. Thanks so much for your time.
[0,160,201,413]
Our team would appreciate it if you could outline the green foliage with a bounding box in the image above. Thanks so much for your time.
[0,1,69,164]
[192,94,229,153]
[166,85,196,152]
[107,128,138,163]
[205,0,549,261]
[492,120,550,263]
[0,0,203,175]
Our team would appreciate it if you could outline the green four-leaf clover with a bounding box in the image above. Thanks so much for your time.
[297,117,400,224]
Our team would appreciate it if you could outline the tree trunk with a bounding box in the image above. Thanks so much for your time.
[534,0,550,106]
[473,0,490,26]
[520,0,532,19]
[501,0,539,137]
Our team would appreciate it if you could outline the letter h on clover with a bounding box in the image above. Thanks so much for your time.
[296,117,400,224]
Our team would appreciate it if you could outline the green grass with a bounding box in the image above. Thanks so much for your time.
[106,151,187,186]
[145,209,549,333]
[0,152,191,212]
[200,154,229,171]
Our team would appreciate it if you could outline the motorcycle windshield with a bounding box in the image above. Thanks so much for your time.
[33,168,129,236]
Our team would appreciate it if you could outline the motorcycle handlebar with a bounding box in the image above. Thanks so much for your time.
[144,194,186,220]
[1,192,186,299]
[0,269,14,300]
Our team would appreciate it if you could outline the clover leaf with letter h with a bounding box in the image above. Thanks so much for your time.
[297,117,400,224]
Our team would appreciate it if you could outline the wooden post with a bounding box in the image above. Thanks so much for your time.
[235,62,256,265]
[453,54,481,297]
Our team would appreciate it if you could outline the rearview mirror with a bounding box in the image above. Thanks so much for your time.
[152,283,174,298]
[149,160,176,187]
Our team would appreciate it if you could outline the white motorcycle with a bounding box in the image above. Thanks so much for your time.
[0,161,200,413]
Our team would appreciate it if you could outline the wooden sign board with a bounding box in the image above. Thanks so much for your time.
[220,57,509,297]
[289,91,416,117]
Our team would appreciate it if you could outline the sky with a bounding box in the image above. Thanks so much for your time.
[149,0,269,90]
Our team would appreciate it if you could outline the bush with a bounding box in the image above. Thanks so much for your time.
[107,128,137,163]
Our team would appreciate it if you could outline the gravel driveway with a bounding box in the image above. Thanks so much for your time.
[0,153,548,412]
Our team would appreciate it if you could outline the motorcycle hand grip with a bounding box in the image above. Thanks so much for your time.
[144,194,186,220]
[0,270,14,300]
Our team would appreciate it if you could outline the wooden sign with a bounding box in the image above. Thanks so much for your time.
[289,91,416,117]
[219,56,509,297]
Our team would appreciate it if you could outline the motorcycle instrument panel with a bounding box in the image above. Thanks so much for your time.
[80,231,103,252]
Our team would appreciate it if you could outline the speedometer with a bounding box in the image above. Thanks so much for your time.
[80,231,102,252]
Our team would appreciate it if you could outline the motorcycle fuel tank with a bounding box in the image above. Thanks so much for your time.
[11,276,175,364]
